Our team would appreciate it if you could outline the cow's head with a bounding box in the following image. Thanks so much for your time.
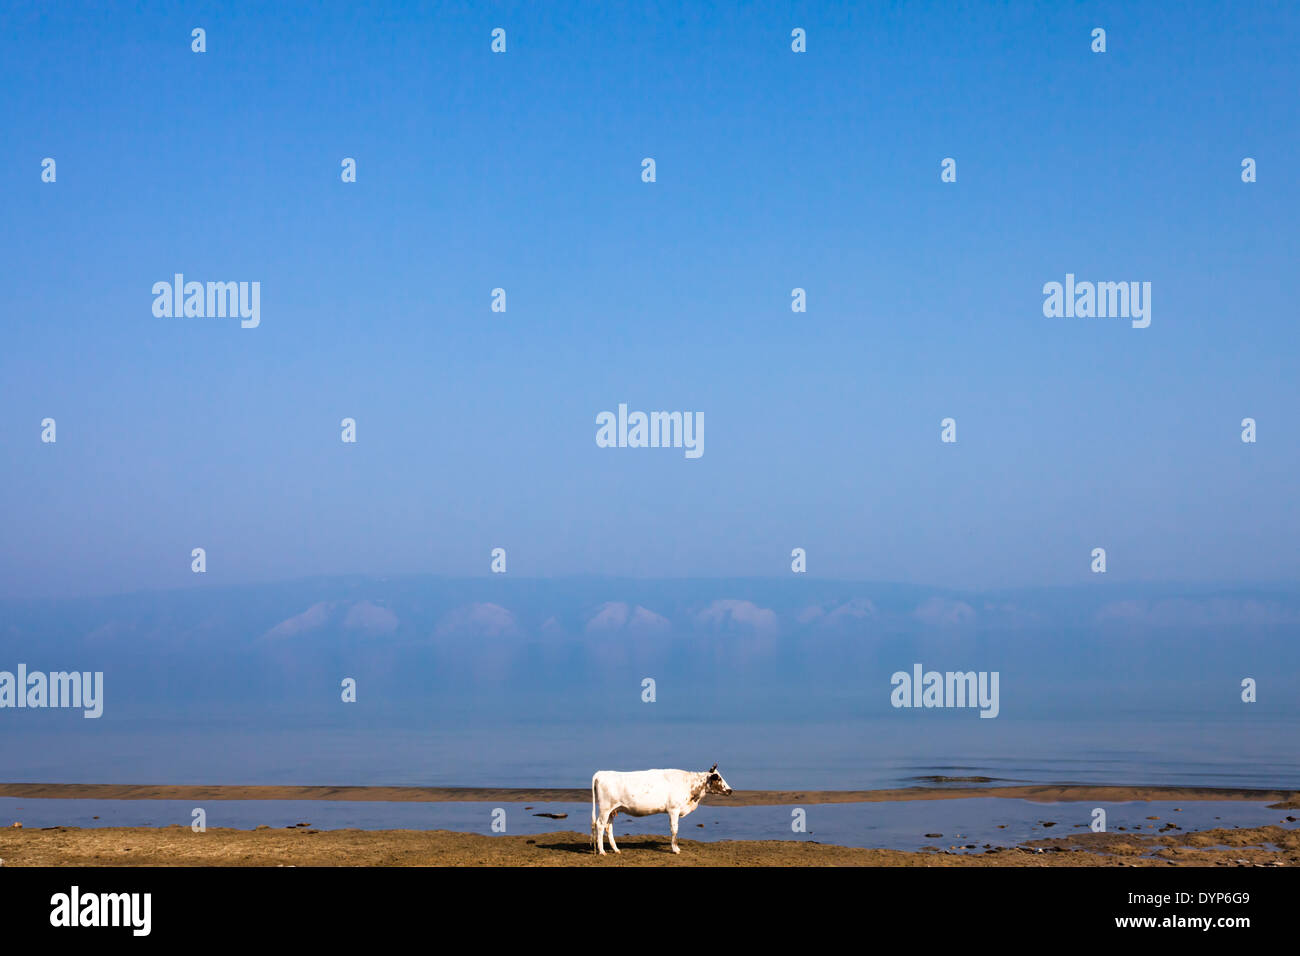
[705,763,733,795]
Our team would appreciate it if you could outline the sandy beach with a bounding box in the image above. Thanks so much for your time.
[1,782,1296,866]
[2,823,1296,867]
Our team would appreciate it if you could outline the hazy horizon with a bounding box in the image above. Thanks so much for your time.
[3,573,1296,723]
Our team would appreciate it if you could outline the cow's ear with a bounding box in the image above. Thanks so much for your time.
[710,763,717,773]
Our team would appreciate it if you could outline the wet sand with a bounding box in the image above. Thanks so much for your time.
[1,823,1295,867]
[3,782,1297,808]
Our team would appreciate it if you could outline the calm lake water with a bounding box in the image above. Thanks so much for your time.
[3,714,1299,791]
[8,712,1296,850]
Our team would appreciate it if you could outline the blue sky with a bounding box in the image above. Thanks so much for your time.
[2,0,1297,599]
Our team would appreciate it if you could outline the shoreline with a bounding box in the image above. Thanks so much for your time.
[3,781,1298,808]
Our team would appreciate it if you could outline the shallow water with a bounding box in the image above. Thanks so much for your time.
[2,797,1292,852]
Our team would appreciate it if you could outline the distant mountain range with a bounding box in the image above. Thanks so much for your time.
[2,576,1297,720]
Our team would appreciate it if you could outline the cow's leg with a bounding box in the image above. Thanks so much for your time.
[594,808,610,855]
[668,810,681,854]
[606,811,620,853]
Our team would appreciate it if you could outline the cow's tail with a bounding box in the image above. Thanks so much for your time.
[590,773,599,848]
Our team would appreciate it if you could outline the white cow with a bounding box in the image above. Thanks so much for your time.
[591,763,733,855]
